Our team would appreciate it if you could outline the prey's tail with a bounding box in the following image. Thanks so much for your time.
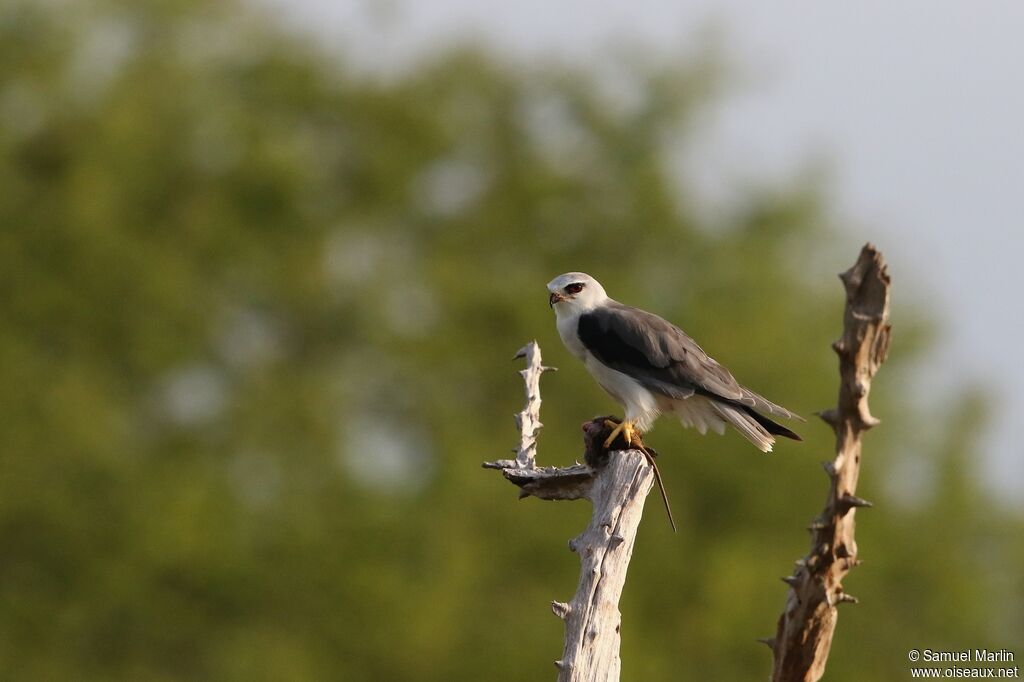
[710,401,802,453]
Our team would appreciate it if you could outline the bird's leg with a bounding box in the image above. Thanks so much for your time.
[603,418,637,449]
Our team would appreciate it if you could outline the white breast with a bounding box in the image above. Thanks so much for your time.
[583,356,663,431]
[555,312,662,431]
[556,313,589,361]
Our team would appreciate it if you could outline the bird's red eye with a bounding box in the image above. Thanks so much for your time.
[565,283,584,294]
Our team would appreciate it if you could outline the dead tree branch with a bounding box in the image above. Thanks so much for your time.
[765,243,892,682]
[483,341,655,681]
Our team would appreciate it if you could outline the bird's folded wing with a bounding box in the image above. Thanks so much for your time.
[578,302,803,421]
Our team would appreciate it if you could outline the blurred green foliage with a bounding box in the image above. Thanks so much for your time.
[1,1,1021,680]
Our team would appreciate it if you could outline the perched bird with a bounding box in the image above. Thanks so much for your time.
[548,272,803,453]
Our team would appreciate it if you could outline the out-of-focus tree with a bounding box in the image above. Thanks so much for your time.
[0,1,1020,680]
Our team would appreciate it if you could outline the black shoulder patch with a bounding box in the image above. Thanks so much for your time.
[578,313,656,370]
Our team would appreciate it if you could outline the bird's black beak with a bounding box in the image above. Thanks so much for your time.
[549,292,565,307]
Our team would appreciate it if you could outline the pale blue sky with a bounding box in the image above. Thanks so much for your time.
[261,0,1024,499]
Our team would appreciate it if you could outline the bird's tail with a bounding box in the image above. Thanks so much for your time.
[710,402,802,453]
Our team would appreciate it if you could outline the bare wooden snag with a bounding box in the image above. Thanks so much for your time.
[483,341,655,682]
[764,243,892,682]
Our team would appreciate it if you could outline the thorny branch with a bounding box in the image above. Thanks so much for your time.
[764,244,892,682]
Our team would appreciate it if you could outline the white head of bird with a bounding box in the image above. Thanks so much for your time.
[547,272,608,318]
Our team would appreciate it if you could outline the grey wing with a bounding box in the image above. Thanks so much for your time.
[577,302,802,421]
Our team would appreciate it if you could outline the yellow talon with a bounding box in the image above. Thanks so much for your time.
[603,419,637,449]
